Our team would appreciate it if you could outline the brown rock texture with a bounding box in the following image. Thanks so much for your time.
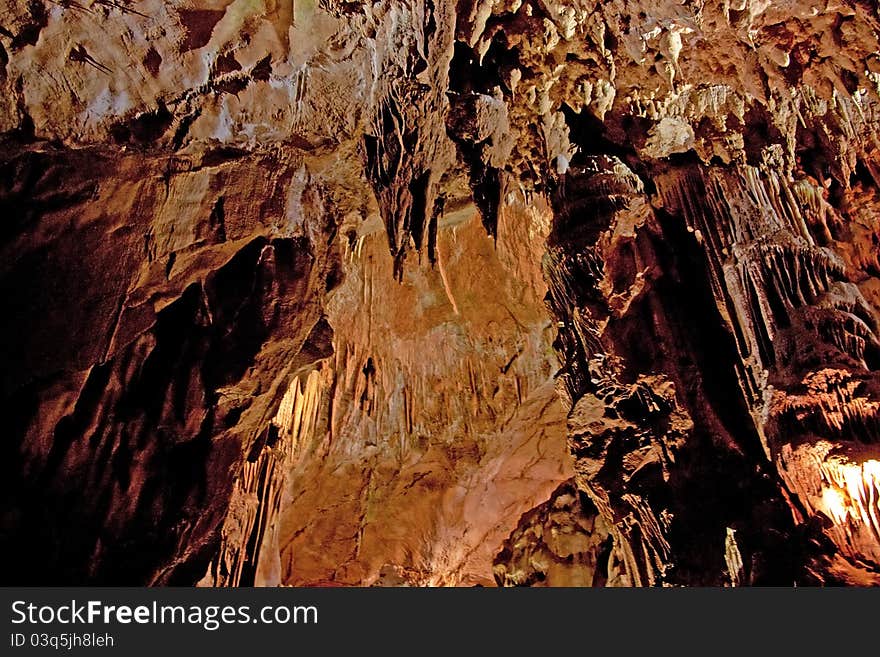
[2,0,880,586]
[493,480,615,586]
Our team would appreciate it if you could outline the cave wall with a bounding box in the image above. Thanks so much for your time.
[269,203,571,587]
[2,0,880,585]
[0,142,341,583]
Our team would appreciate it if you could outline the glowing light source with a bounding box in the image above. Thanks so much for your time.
[821,486,848,524]
[819,459,880,539]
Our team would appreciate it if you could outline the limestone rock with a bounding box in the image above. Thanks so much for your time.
[2,0,880,586]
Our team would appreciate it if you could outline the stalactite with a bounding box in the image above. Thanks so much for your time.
[203,369,326,587]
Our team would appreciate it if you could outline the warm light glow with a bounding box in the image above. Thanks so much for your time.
[821,487,848,524]
[819,459,880,538]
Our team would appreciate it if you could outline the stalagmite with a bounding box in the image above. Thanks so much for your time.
[2,0,880,587]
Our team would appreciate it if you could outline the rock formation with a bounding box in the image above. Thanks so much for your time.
[1,0,879,586]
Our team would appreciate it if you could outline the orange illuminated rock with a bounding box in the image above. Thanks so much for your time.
[2,0,880,586]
